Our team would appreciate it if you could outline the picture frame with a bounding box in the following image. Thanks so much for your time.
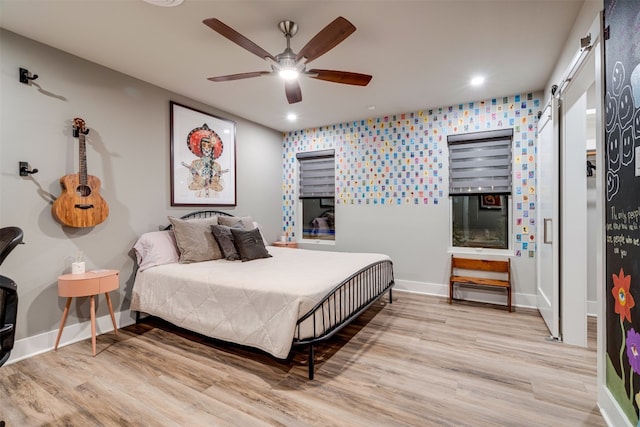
[170,101,236,206]
[479,194,503,209]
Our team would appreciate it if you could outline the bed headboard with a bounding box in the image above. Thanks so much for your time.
[179,210,233,220]
[164,210,234,230]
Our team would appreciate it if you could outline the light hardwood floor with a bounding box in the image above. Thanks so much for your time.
[1,293,604,426]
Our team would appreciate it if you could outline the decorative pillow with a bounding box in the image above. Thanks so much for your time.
[252,221,270,247]
[218,215,255,231]
[230,227,272,262]
[211,224,244,261]
[168,216,222,263]
[132,230,180,271]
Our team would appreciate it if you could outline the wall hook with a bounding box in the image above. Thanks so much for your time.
[19,68,39,85]
[19,161,39,176]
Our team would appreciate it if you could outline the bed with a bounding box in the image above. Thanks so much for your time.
[131,210,394,379]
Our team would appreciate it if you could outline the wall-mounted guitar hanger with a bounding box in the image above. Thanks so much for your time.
[19,68,39,84]
[19,162,38,176]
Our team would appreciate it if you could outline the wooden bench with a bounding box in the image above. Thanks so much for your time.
[449,255,512,312]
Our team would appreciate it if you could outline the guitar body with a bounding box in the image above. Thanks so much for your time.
[52,174,109,227]
[52,117,109,228]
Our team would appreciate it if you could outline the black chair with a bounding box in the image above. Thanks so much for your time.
[0,226,23,367]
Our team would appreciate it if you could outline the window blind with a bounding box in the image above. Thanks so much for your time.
[297,150,335,198]
[448,129,513,195]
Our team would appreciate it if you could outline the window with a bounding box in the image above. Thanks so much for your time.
[448,129,513,250]
[451,194,509,249]
[297,150,335,241]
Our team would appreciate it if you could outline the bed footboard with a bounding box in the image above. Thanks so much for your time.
[292,259,394,379]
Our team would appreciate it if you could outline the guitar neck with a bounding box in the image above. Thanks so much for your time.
[78,133,88,186]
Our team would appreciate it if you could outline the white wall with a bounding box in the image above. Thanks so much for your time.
[0,30,283,348]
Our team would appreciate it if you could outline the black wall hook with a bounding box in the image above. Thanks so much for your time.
[19,162,38,176]
[19,68,39,84]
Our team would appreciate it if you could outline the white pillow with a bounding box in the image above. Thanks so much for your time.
[133,230,180,271]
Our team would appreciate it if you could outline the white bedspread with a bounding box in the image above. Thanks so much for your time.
[131,247,391,359]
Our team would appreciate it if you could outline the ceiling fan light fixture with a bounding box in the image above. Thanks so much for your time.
[279,68,299,80]
[204,17,371,104]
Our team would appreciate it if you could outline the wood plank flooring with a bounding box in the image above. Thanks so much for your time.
[0,293,604,426]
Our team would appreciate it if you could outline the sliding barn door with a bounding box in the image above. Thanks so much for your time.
[536,99,561,339]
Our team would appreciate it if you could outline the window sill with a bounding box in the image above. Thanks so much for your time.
[300,239,336,246]
[448,246,514,257]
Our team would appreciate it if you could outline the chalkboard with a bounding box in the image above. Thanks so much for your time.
[604,0,640,423]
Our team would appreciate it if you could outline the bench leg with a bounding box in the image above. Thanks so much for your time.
[508,286,512,312]
[449,281,453,304]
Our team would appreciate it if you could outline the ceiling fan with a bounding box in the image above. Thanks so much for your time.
[203,17,372,104]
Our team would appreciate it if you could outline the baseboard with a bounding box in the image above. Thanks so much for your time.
[393,279,600,315]
[588,299,598,317]
[5,310,136,365]
[393,279,538,308]
[598,386,634,427]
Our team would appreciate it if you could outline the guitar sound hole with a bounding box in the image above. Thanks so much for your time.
[76,185,92,198]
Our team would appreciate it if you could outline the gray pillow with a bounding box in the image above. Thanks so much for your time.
[168,216,222,263]
[230,227,272,262]
[218,215,255,231]
[211,224,243,261]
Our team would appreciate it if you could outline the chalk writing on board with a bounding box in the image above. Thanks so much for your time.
[607,206,640,258]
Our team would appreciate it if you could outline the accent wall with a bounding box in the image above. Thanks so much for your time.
[604,0,640,424]
[282,93,541,302]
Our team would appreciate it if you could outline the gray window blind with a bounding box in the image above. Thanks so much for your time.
[448,129,513,195]
[297,150,335,198]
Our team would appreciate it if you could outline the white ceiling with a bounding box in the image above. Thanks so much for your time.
[0,0,585,132]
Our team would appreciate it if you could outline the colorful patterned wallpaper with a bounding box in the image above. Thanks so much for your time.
[282,93,541,257]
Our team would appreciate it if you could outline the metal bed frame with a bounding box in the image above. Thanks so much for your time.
[292,259,393,379]
[145,210,394,379]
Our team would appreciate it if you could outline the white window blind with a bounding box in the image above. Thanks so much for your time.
[297,150,335,198]
[448,129,513,195]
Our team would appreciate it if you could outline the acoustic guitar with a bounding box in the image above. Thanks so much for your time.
[52,118,109,228]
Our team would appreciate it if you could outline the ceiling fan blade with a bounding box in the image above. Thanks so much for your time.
[307,69,372,86]
[208,71,272,82]
[203,18,276,62]
[285,80,302,104]
[295,17,356,64]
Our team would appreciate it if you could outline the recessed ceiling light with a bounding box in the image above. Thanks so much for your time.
[287,113,297,121]
[367,105,376,111]
[142,0,184,7]
[470,76,485,86]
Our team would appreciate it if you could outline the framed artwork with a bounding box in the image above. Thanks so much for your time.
[479,194,502,209]
[170,101,236,206]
